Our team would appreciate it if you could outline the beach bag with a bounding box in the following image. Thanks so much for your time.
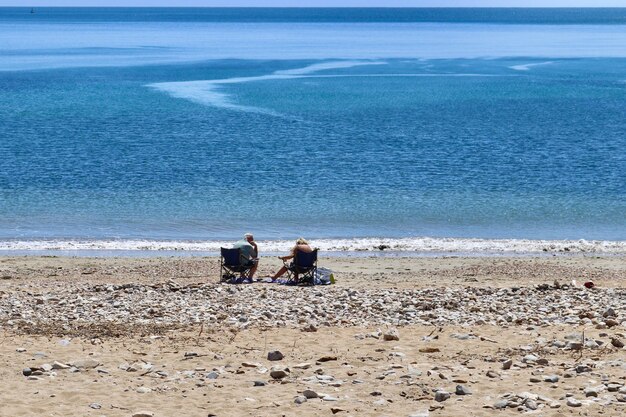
[315,267,335,285]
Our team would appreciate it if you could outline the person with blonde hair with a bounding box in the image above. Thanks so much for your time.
[269,238,312,281]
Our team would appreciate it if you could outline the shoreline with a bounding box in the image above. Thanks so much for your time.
[1,236,625,256]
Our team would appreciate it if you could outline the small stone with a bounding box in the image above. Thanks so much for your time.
[523,354,539,363]
[611,338,624,348]
[494,400,508,409]
[71,359,100,369]
[526,399,538,410]
[22,368,32,376]
[52,361,70,370]
[603,307,616,318]
[383,329,400,341]
[584,386,602,397]
[322,395,339,401]
[330,407,346,414]
[270,367,289,379]
[549,401,561,408]
[267,351,284,361]
[566,397,582,407]
[294,395,307,404]
[544,375,559,383]
[317,355,337,362]
[242,362,262,368]
[529,377,542,383]
[455,385,472,395]
[575,365,591,373]
[132,412,154,417]
[486,370,499,378]
[302,389,318,399]
[434,390,450,402]
[502,359,513,370]
[136,387,151,393]
[206,371,219,380]
[89,403,101,409]
[293,363,312,369]
[370,391,382,396]
[16,348,26,353]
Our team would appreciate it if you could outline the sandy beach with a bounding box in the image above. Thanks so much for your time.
[1,255,625,417]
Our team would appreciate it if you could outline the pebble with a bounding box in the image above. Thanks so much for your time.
[132,412,154,417]
[89,403,101,409]
[383,329,400,341]
[567,398,582,407]
[294,395,307,404]
[544,375,559,383]
[455,385,472,395]
[71,359,99,369]
[270,367,289,379]
[502,359,513,370]
[434,390,450,402]
[267,351,284,361]
[302,389,318,399]
[253,380,266,387]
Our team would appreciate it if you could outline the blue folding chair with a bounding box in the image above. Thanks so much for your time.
[220,247,254,283]
[284,249,318,285]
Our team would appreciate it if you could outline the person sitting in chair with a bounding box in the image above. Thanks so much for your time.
[232,233,258,279]
[270,238,312,281]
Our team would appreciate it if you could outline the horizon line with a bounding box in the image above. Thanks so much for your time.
[3,6,626,9]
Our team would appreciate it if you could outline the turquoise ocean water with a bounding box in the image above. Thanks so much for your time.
[0,8,625,253]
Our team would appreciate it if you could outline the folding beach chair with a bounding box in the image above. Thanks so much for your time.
[219,247,254,283]
[284,249,318,285]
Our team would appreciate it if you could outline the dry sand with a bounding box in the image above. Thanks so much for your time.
[1,255,625,417]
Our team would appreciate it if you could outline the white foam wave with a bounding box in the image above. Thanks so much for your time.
[509,61,554,71]
[274,60,387,75]
[147,60,508,113]
[148,60,386,115]
[1,237,624,255]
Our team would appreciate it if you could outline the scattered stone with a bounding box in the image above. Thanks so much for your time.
[455,385,472,395]
[383,329,400,341]
[293,363,312,369]
[494,400,509,409]
[136,387,151,394]
[317,356,337,362]
[132,412,154,417]
[294,395,307,404]
[51,361,70,370]
[71,359,99,369]
[486,370,499,378]
[89,403,101,409]
[270,367,289,379]
[22,368,32,376]
[611,338,624,348]
[502,359,513,370]
[434,390,450,402]
[253,380,266,387]
[267,351,284,361]
[302,389,318,399]
[544,375,559,383]
[566,398,582,407]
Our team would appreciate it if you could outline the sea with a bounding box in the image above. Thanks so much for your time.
[0,7,625,256]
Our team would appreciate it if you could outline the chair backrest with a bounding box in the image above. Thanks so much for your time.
[221,247,242,266]
[295,249,317,268]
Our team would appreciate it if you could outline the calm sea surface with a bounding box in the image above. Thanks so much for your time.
[0,8,625,251]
